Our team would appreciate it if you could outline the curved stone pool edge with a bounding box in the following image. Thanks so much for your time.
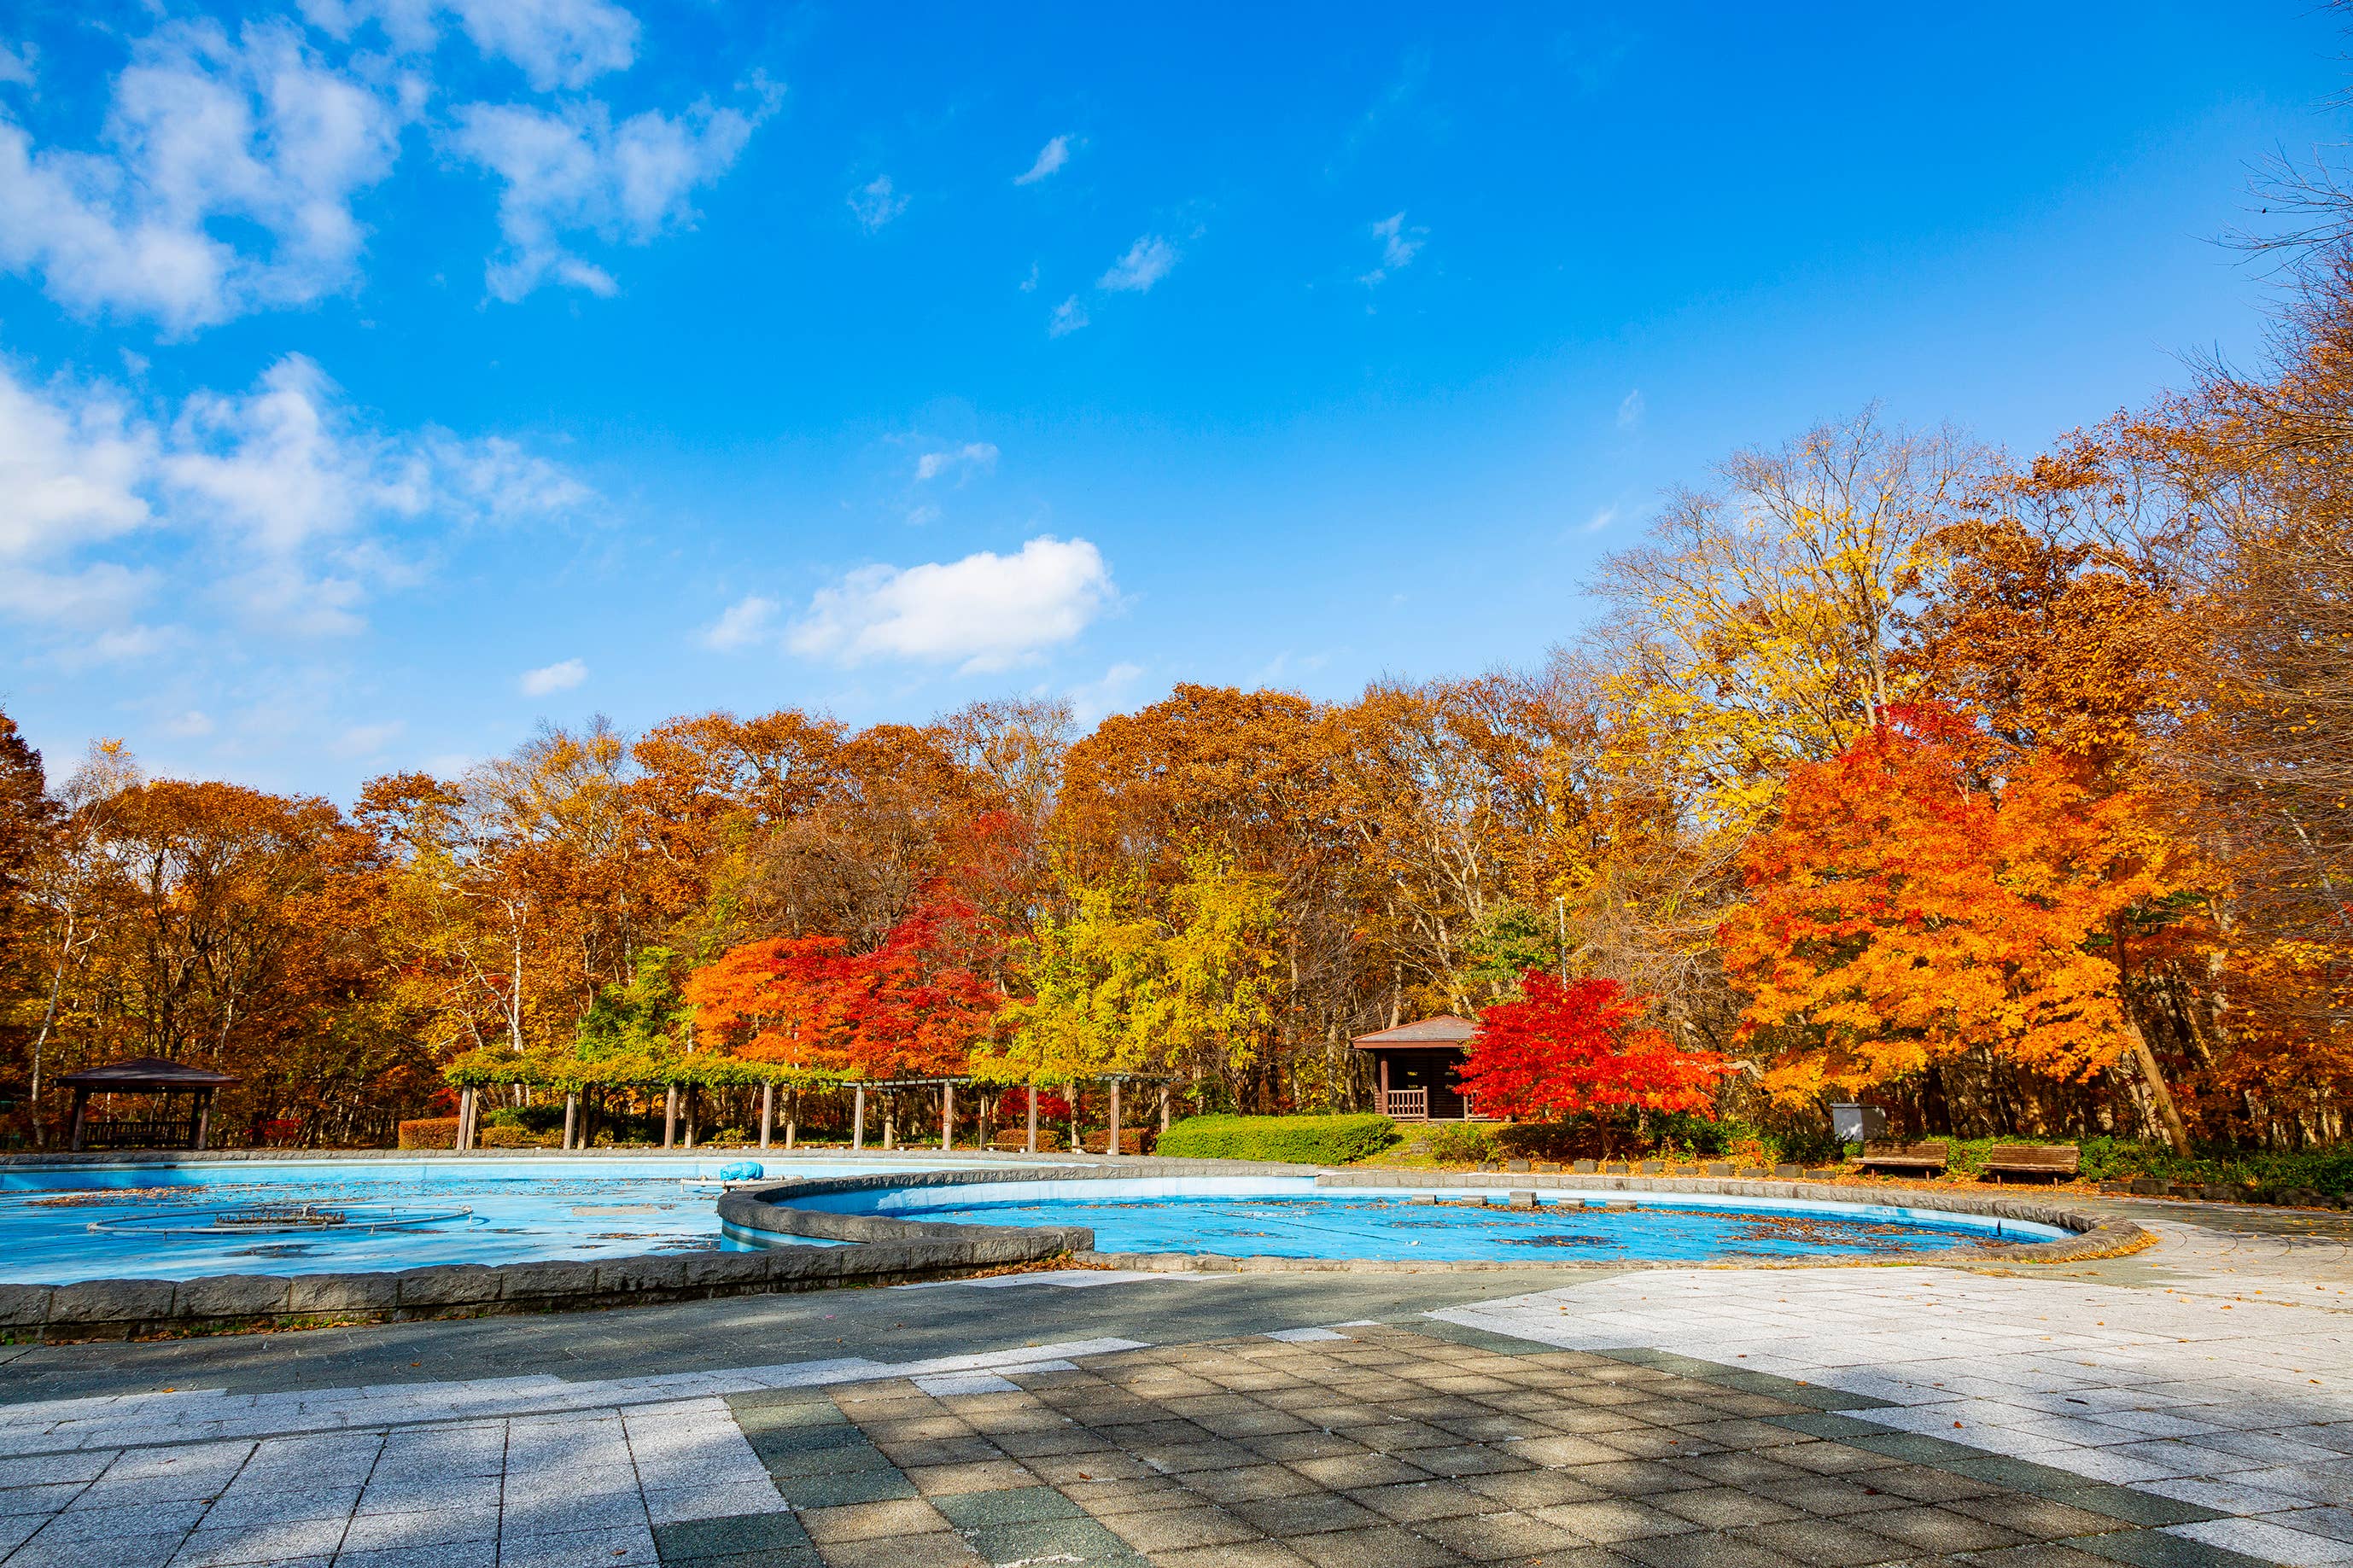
[717,1163,2157,1274]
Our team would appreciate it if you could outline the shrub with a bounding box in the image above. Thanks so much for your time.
[1423,1122,1499,1164]
[1154,1113,1399,1164]
[397,1116,458,1150]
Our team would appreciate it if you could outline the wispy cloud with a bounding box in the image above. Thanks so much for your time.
[1013,134,1076,185]
[1098,234,1177,294]
[519,657,587,695]
[700,594,778,651]
[1359,211,1427,286]
[1069,661,1145,726]
[914,442,998,483]
[788,535,1116,674]
[451,82,778,302]
[1048,295,1089,336]
[305,0,639,90]
[1584,504,1619,534]
[1617,389,1645,431]
[848,174,908,232]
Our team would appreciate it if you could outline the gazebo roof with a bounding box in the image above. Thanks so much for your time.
[1351,1015,1479,1048]
[56,1056,240,1090]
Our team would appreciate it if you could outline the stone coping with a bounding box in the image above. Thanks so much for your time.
[722,1163,2152,1276]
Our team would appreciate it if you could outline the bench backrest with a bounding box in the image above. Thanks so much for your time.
[1860,1140,1949,1162]
[1985,1143,2080,1170]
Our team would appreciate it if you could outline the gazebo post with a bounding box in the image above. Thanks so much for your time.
[852,1084,866,1151]
[684,1086,698,1150]
[941,1082,953,1151]
[785,1091,797,1151]
[883,1095,896,1151]
[67,1087,89,1152]
[759,1081,774,1150]
[1107,1078,1122,1160]
[562,1093,578,1151]
[663,1084,678,1149]
[1025,1086,1038,1154]
[194,1088,213,1151]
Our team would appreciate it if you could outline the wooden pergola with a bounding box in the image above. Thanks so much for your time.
[59,1057,239,1151]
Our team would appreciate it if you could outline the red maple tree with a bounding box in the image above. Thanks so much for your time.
[1457,971,1726,1121]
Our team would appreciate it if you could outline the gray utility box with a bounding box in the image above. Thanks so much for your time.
[1830,1103,1886,1143]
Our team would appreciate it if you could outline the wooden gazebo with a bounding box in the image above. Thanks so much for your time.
[59,1057,239,1151]
[1352,1016,1486,1122]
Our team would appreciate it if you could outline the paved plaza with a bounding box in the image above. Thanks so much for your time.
[0,1198,2349,1567]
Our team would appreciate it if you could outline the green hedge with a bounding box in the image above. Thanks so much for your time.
[1154,1113,1399,1164]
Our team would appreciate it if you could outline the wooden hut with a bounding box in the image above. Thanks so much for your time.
[1352,1015,1486,1121]
[58,1058,239,1151]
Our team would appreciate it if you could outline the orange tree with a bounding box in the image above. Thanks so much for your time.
[1457,971,1726,1121]
[1719,706,2190,1146]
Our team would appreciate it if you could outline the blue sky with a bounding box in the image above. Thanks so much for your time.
[0,1,2339,798]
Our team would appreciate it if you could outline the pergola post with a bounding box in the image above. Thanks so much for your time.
[883,1096,896,1150]
[195,1089,213,1152]
[785,1091,798,1150]
[852,1084,866,1151]
[979,1093,992,1152]
[562,1093,578,1151]
[663,1084,678,1149]
[684,1086,698,1150]
[759,1081,774,1150]
[940,1082,954,1151]
[1159,1081,1171,1133]
[1025,1086,1038,1154]
[67,1087,89,1152]
[1107,1079,1122,1159]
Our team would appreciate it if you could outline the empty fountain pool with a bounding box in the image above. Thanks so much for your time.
[774,1175,2073,1263]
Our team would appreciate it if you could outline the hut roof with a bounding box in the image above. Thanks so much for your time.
[56,1057,241,1090]
[1350,1015,1479,1048]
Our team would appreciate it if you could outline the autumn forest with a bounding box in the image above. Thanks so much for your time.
[3,244,2349,1160]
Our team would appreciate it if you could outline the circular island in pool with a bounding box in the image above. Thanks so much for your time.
[724,1171,2139,1270]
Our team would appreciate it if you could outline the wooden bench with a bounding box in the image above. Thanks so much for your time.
[1983,1143,2080,1181]
[1859,1140,1949,1174]
[1080,1129,1151,1155]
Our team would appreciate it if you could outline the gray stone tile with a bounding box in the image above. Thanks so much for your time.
[960,1516,1143,1566]
[167,1516,348,1565]
[926,1485,1083,1528]
[495,1524,659,1567]
[6,1527,190,1568]
[338,1507,499,1551]
[774,1468,918,1508]
[334,1542,499,1568]
[38,1499,209,1541]
[653,1509,814,1559]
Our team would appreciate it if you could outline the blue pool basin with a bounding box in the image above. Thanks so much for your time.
[779,1176,2071,1262]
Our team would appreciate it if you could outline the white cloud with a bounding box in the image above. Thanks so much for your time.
[450,85,774,301]
[0,44,33,89]
[847,173,908,232]
[0,20,407,332]
[1013,135,1072,185]
[302,0,639,91]
[0,352,588,650]
[164,709,215,737]
[519,657,587,695]
[1583,504,1619,534]
[0,367,155,561]
[1617,389,1645,430]
[914,442,998,483]
[1019,261,1038,293]
[905,503,940,526]
[789,535,1116,673]
[1098,234,1177,294]
[1360,211,1426,285]
[1048,294,1089,336]
[701,593,778,651]
[332,718,405,757]
[1070,661,1144,726]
